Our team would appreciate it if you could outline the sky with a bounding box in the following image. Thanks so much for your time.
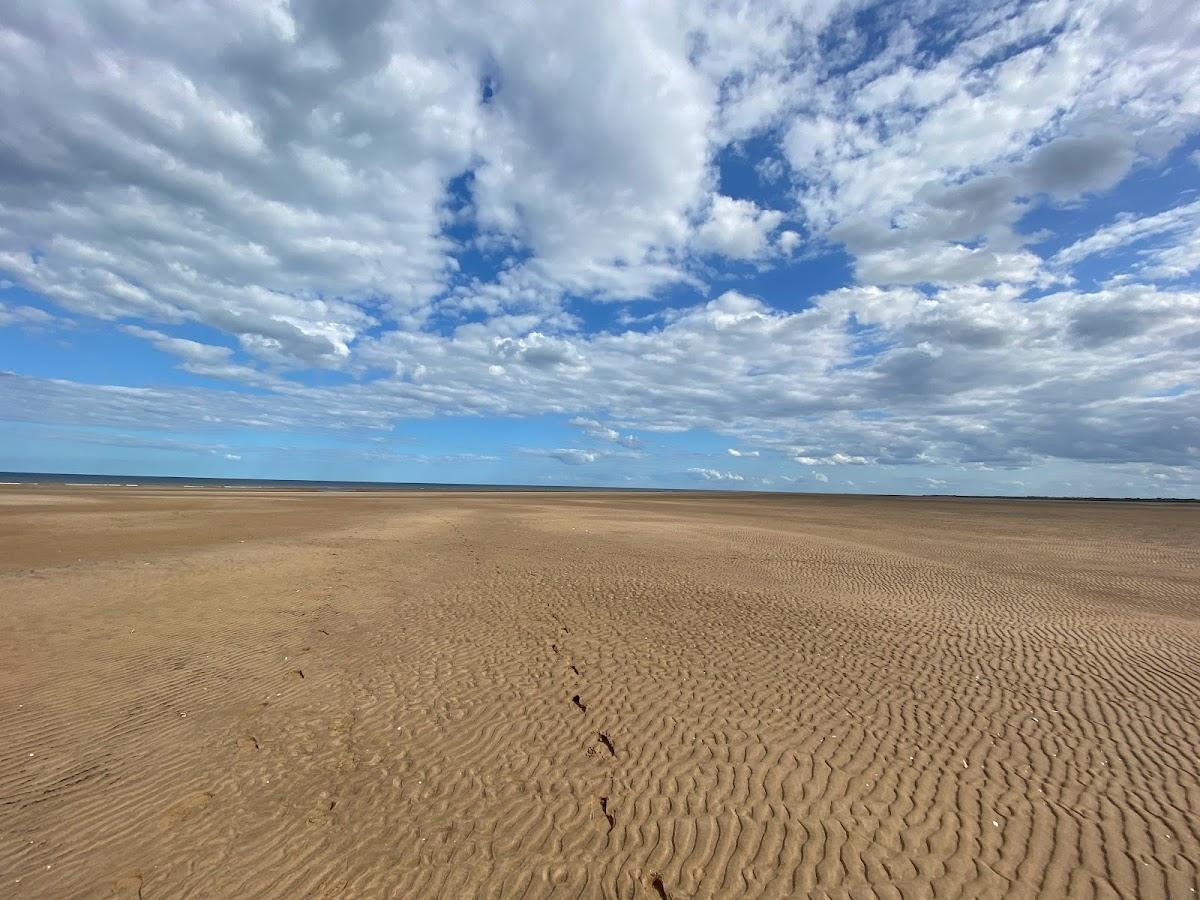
[1,0,1199,495]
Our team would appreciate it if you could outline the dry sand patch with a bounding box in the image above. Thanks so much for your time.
[1,489,1197,898]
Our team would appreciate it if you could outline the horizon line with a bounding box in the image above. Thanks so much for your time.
[1,470,1196,503]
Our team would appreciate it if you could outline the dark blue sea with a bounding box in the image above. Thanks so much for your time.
[0,472,666,492]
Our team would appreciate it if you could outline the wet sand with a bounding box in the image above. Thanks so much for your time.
[1,487,1198,898]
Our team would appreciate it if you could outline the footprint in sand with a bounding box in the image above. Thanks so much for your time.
[160,790,213,825]
[598,796,614,832]
[587,732,616,758]
[106,871,143,899]
[306,797,337,826]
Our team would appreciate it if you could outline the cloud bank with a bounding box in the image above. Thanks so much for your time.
[1,0,1198,492]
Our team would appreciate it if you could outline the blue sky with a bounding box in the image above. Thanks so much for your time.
[2,0,1199,495]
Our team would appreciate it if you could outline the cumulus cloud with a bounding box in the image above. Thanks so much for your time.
[0,0,720,362]
[569,416,640,448]
[689,468,745,482]
[570,417,620,442]
[777,230,802,254]
[493,332,587,371]
[727,448,759,457]
[465,2,714,298]
[1022,132,1137,200]
[793,452,869,465]
[852,243,1044,287]
[781,3,1200,287]
[5,278,1199,475]
[1,0,1198,490]
[694,195,784,260]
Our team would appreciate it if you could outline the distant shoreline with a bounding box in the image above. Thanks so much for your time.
[0,471,686,493]
[0,471,1195,502]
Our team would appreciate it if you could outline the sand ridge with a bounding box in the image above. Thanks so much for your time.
[1,488,1198,898]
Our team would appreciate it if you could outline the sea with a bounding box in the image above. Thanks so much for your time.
[0,472,1191,501]
[0,471,654,492]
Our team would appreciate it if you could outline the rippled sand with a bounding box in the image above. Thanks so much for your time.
[1,488,1197,898]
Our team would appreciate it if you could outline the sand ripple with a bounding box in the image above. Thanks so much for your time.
[0,490,1197,898]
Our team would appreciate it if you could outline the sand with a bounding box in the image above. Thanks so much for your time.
[1,488,1198,899]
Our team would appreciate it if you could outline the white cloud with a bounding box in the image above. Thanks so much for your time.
[779,3,1200,288]
[0,302,66,329]
[727,448,759,457]
[0,3,479,361]
[569,416,640,448]
[852,243,1043,287]
[0,1,1198,490]
[813,472,829,483]
[1141,227,1200,280]
[465,3,714,296]
[121,325,283,388]
[1051,198,1200,282]
[493,332,587,371]
[570,417,620,443]
[6,278,1198,474]
[4,274,1199,477]
[3,0,1195,325]
[0,0,726,362]
[689,468,745,482]
[122,325,233,367]
[830,452,868,465]
[694,195,784,260]
[793,451,868,465]
[521,448,601,466]
[1054,200,1200,268]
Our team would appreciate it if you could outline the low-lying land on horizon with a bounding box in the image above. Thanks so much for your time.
[1,487,1197,898]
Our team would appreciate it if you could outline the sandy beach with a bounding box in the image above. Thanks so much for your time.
[1,487,1198,898]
